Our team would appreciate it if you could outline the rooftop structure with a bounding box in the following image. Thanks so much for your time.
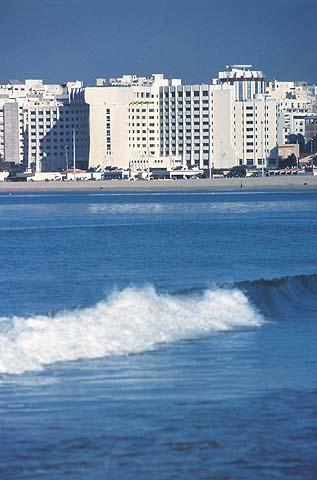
[217,65,265,82]
[96,74,181,88]
[213,65,265,101]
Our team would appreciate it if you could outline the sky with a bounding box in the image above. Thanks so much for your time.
[1,0,316,86]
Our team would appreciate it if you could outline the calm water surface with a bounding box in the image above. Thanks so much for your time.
[0,189,317,479]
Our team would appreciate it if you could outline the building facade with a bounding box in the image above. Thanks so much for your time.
[233,96,278,167]
[213,66,277,168]
[267,80,317,145]
[1,67,316,175]
[0,80,89,172]
[85,74,181,172]
[159,66,278,170]
[160,84,213,169]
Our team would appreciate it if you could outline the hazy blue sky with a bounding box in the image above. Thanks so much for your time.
[1,0,316,85]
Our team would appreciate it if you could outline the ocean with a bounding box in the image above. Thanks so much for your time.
[0,189,317,479]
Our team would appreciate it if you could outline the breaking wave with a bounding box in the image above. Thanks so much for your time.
[0,286,262,375]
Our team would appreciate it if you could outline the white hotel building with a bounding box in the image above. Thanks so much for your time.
[85,74,182,173]
[267,80,317,145]
[0,80,89,172]
[160,66,278,170]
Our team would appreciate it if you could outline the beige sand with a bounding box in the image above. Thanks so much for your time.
[0,176,317,193]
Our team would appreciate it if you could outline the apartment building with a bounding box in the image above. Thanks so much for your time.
[160,66,277,170]
[267,80,317,144]
[213,66,277,168]
[160,84,213,169]
[85,74,181,171]
[0,80,89,172]
[234,97,278,167]
[0,87,25,165]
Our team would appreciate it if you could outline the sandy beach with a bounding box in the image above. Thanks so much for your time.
[0,175,317,193]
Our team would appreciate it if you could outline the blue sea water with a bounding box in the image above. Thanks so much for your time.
[0,189,317,479]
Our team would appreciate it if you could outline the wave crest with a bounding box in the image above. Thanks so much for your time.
[239,274,317,317]
[0,286,262,375]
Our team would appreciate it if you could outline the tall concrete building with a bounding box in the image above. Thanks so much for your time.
[0,80,89,172]
[267,80,317,145]
[212,66,277,168]
[160,66,277,170]
[85,74,181,172]
[233,96,278,167]
[160,84,214,170]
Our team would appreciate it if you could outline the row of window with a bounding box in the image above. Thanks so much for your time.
[135,92,155,99]
[128,137,156,141]
[129,115,156,120]
[129,108,155,113]
[162,99,209,105]
[161,91,210,97]
[129,123,155,127]
[128,130,155,134]
[128,144,156,149]
[29,121,86,128]
[163,150,210,154]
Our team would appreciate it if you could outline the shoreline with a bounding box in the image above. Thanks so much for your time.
[0,175,317,193]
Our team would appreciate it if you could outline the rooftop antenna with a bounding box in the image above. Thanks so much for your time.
[72,129,76,181]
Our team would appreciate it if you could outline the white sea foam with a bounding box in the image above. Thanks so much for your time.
[0,286,262,375]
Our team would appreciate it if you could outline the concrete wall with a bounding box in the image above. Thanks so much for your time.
[212,86,237,169]
[85,86,134,169]
[4,102,21,164]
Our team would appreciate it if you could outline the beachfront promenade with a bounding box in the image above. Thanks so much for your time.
[0,176,317,193]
